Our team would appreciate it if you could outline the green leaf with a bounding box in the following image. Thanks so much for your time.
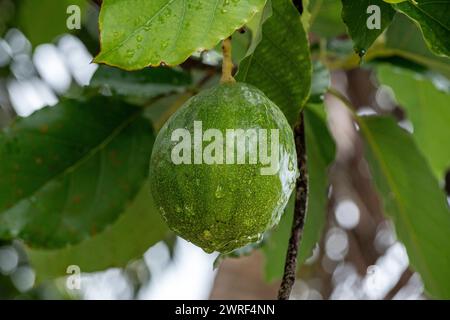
[27,182,169,283]
[394,0,450,57]
[0,97,155,248]
[94,0,267,70]
[90,65,192,98]
[263,104,335,281]
[377,65,450,180]
[341,0,396,56]
[359,116,450,299]
[384,13,450,79]
[309,0,346,38]
[18,0,87,46]
[236,0,312,125]
[240,1,272,59]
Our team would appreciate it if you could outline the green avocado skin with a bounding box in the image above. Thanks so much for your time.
[150,82,297,253]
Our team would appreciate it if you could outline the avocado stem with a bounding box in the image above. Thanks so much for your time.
[220,37,236,84]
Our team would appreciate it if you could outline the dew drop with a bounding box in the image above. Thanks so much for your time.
[288,159,295,171]
[136,35,143,42]
[126,49,135,57]
[184,204,195,216]
[203,230,212,240]
[221,8,228,14]
[215,185,225,199]
[159,206,166,217]
[144,22,152,31]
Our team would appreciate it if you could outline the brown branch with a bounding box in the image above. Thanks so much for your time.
[278,112,308,300]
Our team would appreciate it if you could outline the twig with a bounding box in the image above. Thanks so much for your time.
[220,37,236,84]
[278,112,309,300]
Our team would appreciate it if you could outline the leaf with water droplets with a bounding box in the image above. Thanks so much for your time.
[95,0,267,70]
[341,0,396,57]
[236,0,312,125]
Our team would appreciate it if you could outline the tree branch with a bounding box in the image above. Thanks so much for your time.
[278,112,308,300]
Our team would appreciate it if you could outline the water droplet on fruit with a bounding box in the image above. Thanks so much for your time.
[288,159,295,171]
[203,230,212,240]
[184,204,195,216]
[144,22,152,31]
[126,49,135,57]
[215,185,225,198]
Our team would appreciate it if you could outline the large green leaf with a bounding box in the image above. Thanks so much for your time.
[263,104,335,281]
[90,65,192,98]
[359,116,450,299]
[236,0,312,125]
[377,65,450,180]
[27,182,169,283]
[18,0,87,46]
[384,13,450,79]
[341,0,396,56]
[0,97,155,248]
[94,0,267,70]
[309,0,346,38]
[394,0,450,57]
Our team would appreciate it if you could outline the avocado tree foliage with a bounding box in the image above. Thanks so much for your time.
[0,0,449,299]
